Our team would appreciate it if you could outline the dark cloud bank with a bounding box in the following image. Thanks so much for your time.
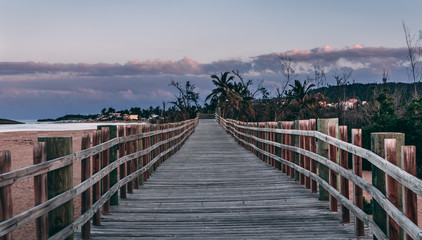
[0,46,411,119]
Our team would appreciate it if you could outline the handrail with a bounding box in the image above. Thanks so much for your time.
[228,124,422,197]
[50,123,196,240]
[0,117,198,238]
[0,120,192,188]
[216,114,422,240]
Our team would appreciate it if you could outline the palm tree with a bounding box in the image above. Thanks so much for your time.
[206,72,235,117]
[206,71,257,120]
[285,80,323,119]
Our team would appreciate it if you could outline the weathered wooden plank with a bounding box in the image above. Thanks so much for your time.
[232,122,422,199]
[229,122,421,240]
[84,119,373,240]
[0,121,197,237]
[0,119,195,188]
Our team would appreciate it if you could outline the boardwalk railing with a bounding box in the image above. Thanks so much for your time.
[0,118,198,239]
[216,114,422,240]
[197,113,215,119]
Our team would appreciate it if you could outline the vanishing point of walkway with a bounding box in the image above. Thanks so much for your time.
[87,119,369,239]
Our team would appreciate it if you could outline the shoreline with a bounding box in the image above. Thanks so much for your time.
[0,129,96,240]
[0,120,149,133]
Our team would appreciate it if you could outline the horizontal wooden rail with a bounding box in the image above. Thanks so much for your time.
[0,118,198,238]
[49,124,196,240]
[0,122,191,188]
[216,114,422,240]
[225,121,422,198]
[234,135,387,239]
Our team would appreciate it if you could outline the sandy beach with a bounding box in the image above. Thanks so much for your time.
[0,130,421,239]
[0,129,96,240]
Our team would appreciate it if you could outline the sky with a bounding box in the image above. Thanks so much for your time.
[0,0,421,119]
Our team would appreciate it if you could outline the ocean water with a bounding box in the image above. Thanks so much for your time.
[0,120,147,133]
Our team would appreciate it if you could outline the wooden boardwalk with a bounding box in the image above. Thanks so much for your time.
[84,119,370,239]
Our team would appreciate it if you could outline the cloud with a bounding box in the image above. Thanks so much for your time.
[0,45,408,80]
[0,58,204,77]
[253,45,406,66]
[0,45,413,119]
[419,30,422,40]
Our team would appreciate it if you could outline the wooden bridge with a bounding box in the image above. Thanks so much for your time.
[87,119,365,239]
[0,115,421,239]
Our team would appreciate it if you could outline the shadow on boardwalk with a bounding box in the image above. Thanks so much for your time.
[84,119,371,239]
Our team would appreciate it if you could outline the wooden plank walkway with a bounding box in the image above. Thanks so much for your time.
[83,119,371,239]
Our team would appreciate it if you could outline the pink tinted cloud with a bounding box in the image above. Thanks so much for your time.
[252,45,407,75]
[0,45,409,80]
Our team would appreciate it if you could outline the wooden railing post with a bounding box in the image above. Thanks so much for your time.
[267,122,273,167]
[150,123,154,174]
[402,146,418,240]
[137,125,144,186]
[277,122,283,171]
[272,122,277,168]
[0,150,13,240]
[317,118,338,201]
[304,120,311,189]
[298,120,305,185]
[81,134,91,239]
[118,126,127,199]
[328,122,338,212]
[97,125,118,205]
[310,119,317,194]
[339,126,350,223]
[243,122,247,149]
[92,130,101,226]
[281,122,288,175]
[260,123,266,162]
[161,124,166,163]
[38,136,73,239]
[294,120,300,182]
[370,132,404,239]
[131,125,139,189]
[385,139,400,240]
[33,143,48,240]
[288,121,295,179]
[255,122,259,158]
[126,126,133,193]
[166,123,170,160]
[352,129,364,236]
[156,124,161,168]
[281,122,289,176]
[271,122,277,168]
[264,122,268,164]
[148,124,153,177]
[100,128,111,215]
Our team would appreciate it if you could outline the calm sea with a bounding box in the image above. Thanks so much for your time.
[0,120,147,133]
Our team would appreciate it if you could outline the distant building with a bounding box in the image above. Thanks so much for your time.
[123,114,138,120]
[109,113,121,117]
[148,114,159,120]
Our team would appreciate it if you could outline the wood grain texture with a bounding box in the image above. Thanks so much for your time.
[226,120,421,240]
[339,126,350,223]
[38,136,73,240]
[33,143,48,240]
[84,119,371,240]
[0,119,197,238]
[352,129,364,236]
[0,150,12,240]
[81,134,91,239]
[0,122,193,189]
[231,122,422,199]
[402,145,418,240]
